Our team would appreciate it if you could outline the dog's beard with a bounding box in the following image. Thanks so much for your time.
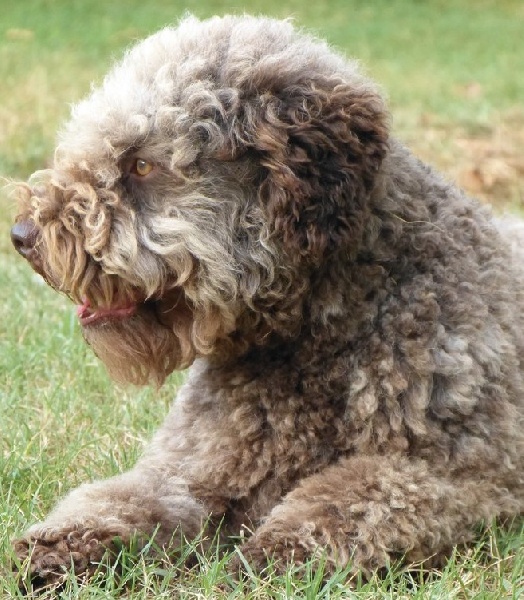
[81,304,195,386]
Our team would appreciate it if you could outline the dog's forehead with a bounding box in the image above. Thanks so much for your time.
[54,15,364,176]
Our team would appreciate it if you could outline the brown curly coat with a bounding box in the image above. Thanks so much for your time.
[11,15,524,586]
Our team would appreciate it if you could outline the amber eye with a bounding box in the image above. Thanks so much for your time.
[132,158,154,177]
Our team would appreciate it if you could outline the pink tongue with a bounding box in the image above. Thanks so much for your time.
[76,299,91,319]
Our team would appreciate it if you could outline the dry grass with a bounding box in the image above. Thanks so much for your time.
[401,110,524,214]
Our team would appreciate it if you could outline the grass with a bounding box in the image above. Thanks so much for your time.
[0,0,523,597]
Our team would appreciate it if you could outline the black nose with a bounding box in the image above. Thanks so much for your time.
[11,220,39,258]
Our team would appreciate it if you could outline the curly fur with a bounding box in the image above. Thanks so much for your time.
[11,15,524,587]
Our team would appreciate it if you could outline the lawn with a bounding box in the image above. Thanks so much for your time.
[0,1,523,598]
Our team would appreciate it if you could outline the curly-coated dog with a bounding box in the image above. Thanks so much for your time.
[11,15,524,587]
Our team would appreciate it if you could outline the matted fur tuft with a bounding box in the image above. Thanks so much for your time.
[10,14,524,588]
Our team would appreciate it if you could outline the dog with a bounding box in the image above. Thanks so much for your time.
[11,14,524,587]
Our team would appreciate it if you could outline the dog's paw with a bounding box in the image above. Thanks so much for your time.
[230,529,313,577]
[13,521,129,591]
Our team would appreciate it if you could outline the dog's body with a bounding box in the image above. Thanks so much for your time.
[11,16,523,585]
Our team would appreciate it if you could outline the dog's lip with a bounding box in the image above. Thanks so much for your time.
[76,299,138,327]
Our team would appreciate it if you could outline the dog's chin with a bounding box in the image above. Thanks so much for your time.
[81,301,193,386]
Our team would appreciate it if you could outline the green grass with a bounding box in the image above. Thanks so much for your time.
[1,0,523,597]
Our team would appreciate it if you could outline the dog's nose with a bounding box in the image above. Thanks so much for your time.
[11,220,39,258]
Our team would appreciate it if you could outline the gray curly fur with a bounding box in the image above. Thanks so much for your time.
[12,15,523,586]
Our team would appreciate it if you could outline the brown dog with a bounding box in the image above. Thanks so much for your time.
[11,15,524,587]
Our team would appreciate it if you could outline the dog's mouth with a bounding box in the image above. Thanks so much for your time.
[76,288,188,329]
[77,298,138,327]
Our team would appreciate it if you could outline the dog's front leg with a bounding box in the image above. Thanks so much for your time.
[234,454,514,577]
[13,467,210,588]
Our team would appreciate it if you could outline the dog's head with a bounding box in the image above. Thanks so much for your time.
[11,16,388,385]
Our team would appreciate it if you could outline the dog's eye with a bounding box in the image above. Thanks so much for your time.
[131,158,154,177]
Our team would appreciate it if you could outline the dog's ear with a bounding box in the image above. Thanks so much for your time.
[246,81,388,263]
